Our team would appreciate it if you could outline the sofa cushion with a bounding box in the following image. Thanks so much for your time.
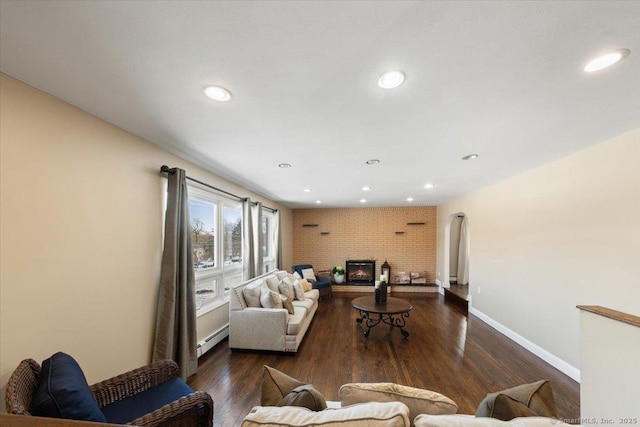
[287,306,307,334]
[260,287,283,309]
[292,297,314,310]
[243,281,264,307]
[276,384,327,411]
[476,380,558,420]
[101,378,194,424]
[30,352,106,422]
[340,382,457,421]
[243,402,410,427]
[301,268,317,281]
[276,271,289,281]
[414,414,570,427]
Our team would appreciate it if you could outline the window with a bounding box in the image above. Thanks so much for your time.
[187,185,243,314]
[189,198,216,271]
[262,211,276,273]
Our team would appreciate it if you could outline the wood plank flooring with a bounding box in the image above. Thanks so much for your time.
[189,292,580,426]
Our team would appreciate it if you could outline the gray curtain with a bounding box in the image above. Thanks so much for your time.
[273,210,282,269]
[242,198,256,279]
[152,168,197,379]
[457,216,470,285]
[253,201,264,275]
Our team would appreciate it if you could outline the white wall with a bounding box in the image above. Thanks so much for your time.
[0,73,293,402]
[436,128,640,372]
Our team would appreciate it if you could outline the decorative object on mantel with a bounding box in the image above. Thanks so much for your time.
[410,271,427,284]
[395,271,410,284]
[381,260,391,284]
[332,265,346,284]
[375,274,388,304]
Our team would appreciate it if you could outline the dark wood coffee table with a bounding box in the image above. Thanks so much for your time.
[352,296,413,338]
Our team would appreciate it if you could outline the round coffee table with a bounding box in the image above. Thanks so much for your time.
[351,296,413,338]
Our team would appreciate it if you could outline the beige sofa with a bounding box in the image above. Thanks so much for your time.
[241,381,569,427]
[229,270,319,352]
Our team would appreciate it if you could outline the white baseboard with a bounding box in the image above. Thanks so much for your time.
[197,324,229,357]
[469,307,581,383]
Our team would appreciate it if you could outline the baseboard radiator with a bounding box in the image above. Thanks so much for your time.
[197,324,229,357]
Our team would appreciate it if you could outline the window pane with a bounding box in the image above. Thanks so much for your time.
[262,216,270,258]
[223,206,242,266]
[189,198,216,270]
[196,278,218,309]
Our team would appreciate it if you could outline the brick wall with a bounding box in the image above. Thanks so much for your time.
[292,206,436,284]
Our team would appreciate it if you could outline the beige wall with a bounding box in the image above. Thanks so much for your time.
[579,310,640,421]
[436,128,640,370]
[293,207,436,283]
[0,74,292,399]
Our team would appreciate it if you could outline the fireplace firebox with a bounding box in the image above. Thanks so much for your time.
[346,260,376,285]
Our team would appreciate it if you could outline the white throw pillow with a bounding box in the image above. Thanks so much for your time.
[292,280,306,301]
[279,277,295,299]
[260,286,283,309]
[243,281,264,307]
[301,268,317,282]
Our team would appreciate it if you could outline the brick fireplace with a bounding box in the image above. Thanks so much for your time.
[346,260,375,285]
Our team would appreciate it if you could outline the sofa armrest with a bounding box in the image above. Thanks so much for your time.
[129,391,213,427]
[229,307,289,351]
[91,360,179,407]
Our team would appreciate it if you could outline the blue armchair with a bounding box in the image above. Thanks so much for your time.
[292,264,332,299]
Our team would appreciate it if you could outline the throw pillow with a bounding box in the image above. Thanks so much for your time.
[301,268,317,282]
[243,281,264,307]
[280,295,295,315]
[476,380,558,420]
[265,276,281,293]
[30,352,107,422]
[299,278,312,292]
[278,277,295,299]
[339,382,458,421]
[276,271,289,281]
[292,271,302,279]
[261,366,326,410]
[292,280,306,301]
[277,384,327,411]
[260,287,283,309]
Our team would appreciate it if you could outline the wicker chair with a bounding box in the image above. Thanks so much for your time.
[6,358,213,427]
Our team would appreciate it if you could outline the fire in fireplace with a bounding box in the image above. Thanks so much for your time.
[346,260,376,284]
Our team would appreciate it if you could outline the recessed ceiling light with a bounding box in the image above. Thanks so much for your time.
[315,200,322,204]
[303,188,312,192]
[366,159,380,165]
[407,197,414,202]
[378,71,406,89]
[203,85,232,102]
[278,163,292,168]
[360,199,367,203]
[583,49,630,72]
[462,154,479,160]
[362,186,371,191]
[424,183,435,189]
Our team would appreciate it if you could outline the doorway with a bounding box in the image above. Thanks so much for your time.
[444,213,470,310]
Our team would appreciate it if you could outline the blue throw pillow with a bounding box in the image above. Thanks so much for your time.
[30,352,106,422]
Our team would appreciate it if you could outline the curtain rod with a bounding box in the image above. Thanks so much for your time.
[160,165,277,212]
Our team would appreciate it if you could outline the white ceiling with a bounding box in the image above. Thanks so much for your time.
[1,1,639,208]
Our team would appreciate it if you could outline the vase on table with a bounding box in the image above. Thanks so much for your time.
[334,274,344,284]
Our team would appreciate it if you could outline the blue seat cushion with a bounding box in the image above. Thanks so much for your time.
[101,378,194,424]
[30,352,107,422]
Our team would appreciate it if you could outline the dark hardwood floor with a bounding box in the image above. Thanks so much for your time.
[189,292,580,426]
